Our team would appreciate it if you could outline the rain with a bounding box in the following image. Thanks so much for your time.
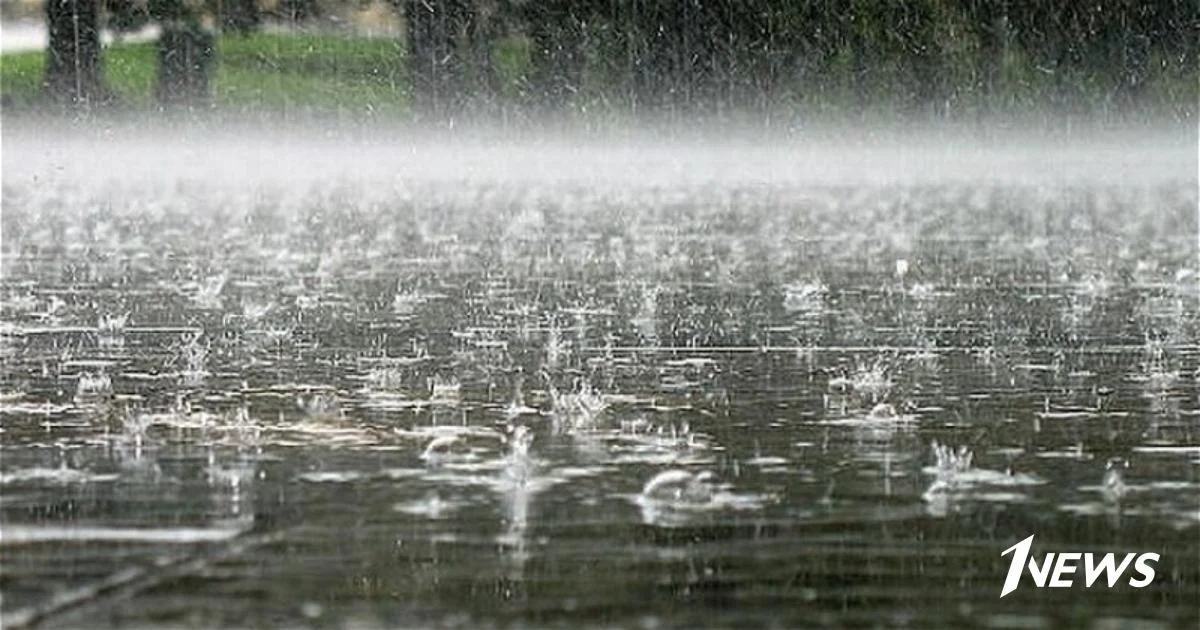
[1,1,1198,628]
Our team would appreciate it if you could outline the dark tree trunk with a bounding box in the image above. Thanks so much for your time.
[403,0,472,117]
[44,0,106,106]
[221,0,261,34]
[281,0,320,23]
[970,0,1007,117]
[630,3,668,112]
[105,0,151,34]
[526,1,585,112]
[155,23,214,106]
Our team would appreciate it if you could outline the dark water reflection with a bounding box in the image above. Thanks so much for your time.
[1,139,1198,628]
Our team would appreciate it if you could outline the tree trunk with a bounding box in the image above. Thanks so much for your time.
[221,0,261,34]
[527,1,585,112]
[464,1,500,110]
[156,22,214,106]
[403,0,470,118]
[44,0,106,106]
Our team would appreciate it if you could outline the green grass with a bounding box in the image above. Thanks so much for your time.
[0,48,47,108]
[103,42,158,106]
[1,33,411,116]
[2,30,1191,124]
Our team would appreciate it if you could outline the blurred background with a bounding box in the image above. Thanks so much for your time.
[1,0,1196,125]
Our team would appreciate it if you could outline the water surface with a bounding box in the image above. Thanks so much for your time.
[2,131,1198,628]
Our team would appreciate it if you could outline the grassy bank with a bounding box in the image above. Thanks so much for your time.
[1,30,1194,128]
[0,32,411,116]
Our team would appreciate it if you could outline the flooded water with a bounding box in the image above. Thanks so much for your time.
[2,129,1198,628]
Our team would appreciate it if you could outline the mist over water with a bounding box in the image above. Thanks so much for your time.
[5,121,1194,189]
[1,119,1198,628]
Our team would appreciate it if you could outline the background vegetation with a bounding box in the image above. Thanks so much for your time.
[2,0,1196,125]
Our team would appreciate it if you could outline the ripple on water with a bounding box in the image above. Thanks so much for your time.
[296,471,366,483]
[394,493,468,519]
[632,489,777,527]
[742,455,793,474]
[0,467,120,485]
[0,520,253,546]
[0,402,74,416]
[628,467,776,528]
[920,467,1045,487]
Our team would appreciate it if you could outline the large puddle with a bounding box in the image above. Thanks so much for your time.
[1,129,1197,628]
